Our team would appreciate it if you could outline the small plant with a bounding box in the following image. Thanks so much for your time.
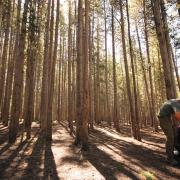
[116,163,124,171]
[140,171,157,180]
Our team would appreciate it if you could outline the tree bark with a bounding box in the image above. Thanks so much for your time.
[24,0,37,139]
[151,0,176,99]
[75,0,89,149]
[95,20,100,125]
[47,0,60,141]
[68,0,73,133]
[9,0,29,143]
[103,0,111,126]
[119,0,140,141]
[40,0,51,135]
[1,0,15,126]
[0,0,11,111]
[143,0,158,131]
[75,0,83,145]
[136,23,154,129]
[126,0,141,138]
[111,6,119,132]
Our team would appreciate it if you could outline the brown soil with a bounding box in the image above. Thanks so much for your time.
[0,122,180,180]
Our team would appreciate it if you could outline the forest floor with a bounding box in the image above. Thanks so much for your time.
[0,121,180,180]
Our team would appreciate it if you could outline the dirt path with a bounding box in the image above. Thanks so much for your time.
[0,122,180,180]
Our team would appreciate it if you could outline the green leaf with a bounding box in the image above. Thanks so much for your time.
[140,171,157,180]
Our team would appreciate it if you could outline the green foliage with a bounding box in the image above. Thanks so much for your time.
[140,171,156,180]
[116,163,124,171]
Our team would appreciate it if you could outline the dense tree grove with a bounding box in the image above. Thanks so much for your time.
[0,0,179,148]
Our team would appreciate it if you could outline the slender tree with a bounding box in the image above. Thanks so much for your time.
[143,0,158,131]
[24,0,37,139]
[0,0,11,110]
[111,5,119,132]
[9,0,29,143]
[40,0,51,135]
[1,0,15,126]
[47,0,60,140]
[151,0,176,99]
[95,20,100,125]
[68,0,74,133]
[126,0,141,137]
[119,0,141,141]
[103,0,111,125]
[75,0,89,150]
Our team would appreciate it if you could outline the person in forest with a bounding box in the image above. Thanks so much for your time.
[157,99,180,166]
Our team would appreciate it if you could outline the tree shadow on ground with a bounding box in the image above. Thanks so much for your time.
[0,123,26,145]
[83,144,139,180]
[98,124,132,137]
[98,123,165,145]
[0,124,39,155]
[87,128,180,180]
[59,121,76,137]
[44,140,59,180]
[0,131,38,179]
[0,124,9,145]
[0,140,28,178]
[0,124,59,180]
[97,124,166,152]
[59,127,139,179]
[23,135,59,180]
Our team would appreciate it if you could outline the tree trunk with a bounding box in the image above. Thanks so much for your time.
[95,21,100,125]
[126,0,141,138]
[40,0,51,135]
[75,0,84,145]
[24,0,37,139]
[47,0,59,141]
[119,0,141,141]
[160,0,177,97]
[57,36,62,122]
[143,0,158,131]
[151,0,176,99]
[1,0,15,126]
[34,0,45,122]
[111,6,119,132]
[75,0,89,150]
[136,23,153,129]
[89,11,94,130]
[9,0,29,143]
[103,0,111,126]
[81,0,90,149]
[68,0,73,133]
[0,0,11,111]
